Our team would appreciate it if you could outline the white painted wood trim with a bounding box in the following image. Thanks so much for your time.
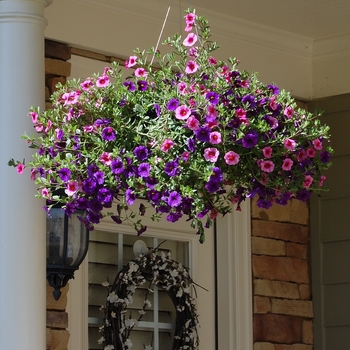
[216,199,253,350]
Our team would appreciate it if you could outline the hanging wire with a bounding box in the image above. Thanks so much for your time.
[150,0,173,65]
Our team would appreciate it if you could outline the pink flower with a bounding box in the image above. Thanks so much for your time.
[35,123,44,132]
[224,151,240,165]
[186,116,200,130]
[282,158,293,171]
[161,139,174,152]
[306,147,316,158]
[177,81,188,95]
[284,138,297,151]
[209,209,219,220]
[209,131,222,144]
[303,175,313,188]
[29,111,38,123]
[188,47,198,58]
[185,13,196,25]
[235,108,246,119]
[100,152,112,165]
[284,106,294,119]
[261,172,269,185]
[80,79,93,91]
[185,60,199,74]
[262,147,273,158]
[260,160,275,173]
[134,67,147,77]
[208,57,217,65]
[45,120,53,133]
[41,188,50,198]
[30,168,37,181]
[185,24,193,32]
[96,75,110,88]
[183,33,198,47]
[206,104,218,118]
[125,55,137,68]
[16,163,25,174]
[204,148,220,162]
[65,180,79,196]
[319,175,326,186]
[62,91,79,106]
[175,105,191,120]
[313,138,323,150]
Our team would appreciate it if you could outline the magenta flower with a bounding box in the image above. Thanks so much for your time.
[204,148,219,163]
[319,175,326,186]
[41,188,50,198]
[282,158,293,171]
[224,151,240,165]
[80,79,93,90]
[185,60,200,74]
[284,138,296,151]
[96,75,110,88]
[175,105,191,120]
[297,149,307,161]
[183,33,198,47]
[306,147,316,158]
[102,127,116,141]
[65,180,79,196]
[313,139,323,150]
[29,111,38,123]
[284,106,294,119]
[177,81,187,95]
[186,116,200,130]
[125,55,137,68]
[185,13,196,25]
[262,147,273,158]
[134,67,147,78]
[100,152,113,165]
[209,131,222,144]
[260,160,275,173]
[208,57,217,65]
[161,139,174,152]
[16,163,25,174]
[303,175,313,188]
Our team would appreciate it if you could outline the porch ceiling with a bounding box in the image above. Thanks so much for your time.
[189,0,350,40]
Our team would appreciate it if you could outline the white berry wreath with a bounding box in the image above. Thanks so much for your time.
[99,245,200,350]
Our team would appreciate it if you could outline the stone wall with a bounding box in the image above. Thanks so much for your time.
[252,198,314,350]
[45,39,71,350]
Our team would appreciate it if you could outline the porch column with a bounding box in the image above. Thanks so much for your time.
[0,1,53,349]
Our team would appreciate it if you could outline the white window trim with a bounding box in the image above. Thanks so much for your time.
[67,200,252,350]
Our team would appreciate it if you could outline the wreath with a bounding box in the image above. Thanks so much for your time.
[99,245,199,350]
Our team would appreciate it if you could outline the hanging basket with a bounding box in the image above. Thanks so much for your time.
[9,9,332,242]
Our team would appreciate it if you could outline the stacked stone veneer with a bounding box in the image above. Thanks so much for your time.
[252,198,313,350]
[45,39,71,350]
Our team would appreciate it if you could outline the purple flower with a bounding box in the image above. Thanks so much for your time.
[242,94,256,108]
[125,188,136,205]
[267,84,279,95]
[123,81,136,91]
[242,130,259,148]
[296,189,312,202]
[187,138,196,152]
[164,161,178,177]
[94,119,111,127]
[93,171,105,185]
[211,167,223,182]
[145,177,158,188]
[58,167,71,182]
[154,104,161,117]
[137,225,147,236]
[139,203,146,216]
[320,151,330,163]
[87,198,103,213]
[82,178,97,195]
[256,198,273,209]
[205,91,219,105]
[101,127,116,141]
[205,179,220,193]
[195,127,210,142]
[168,191,182,207]
[147,189,160,203]
[264,115,279,129]
[166,212,183,222]
[97,188,113,204]
[86,210,102,224]
[110,158,124,175]
[133,146,149,161]
[111,215,122,224]
[56,129,64,141]
[167,98,180,111]
[137,80,148,91]
[87,163,99,177]
[138,163,151,178]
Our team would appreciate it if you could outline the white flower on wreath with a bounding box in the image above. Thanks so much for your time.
[104,345,114,350]
[97,336,105,344]
[125,318,138,328]
[125,338,133,349]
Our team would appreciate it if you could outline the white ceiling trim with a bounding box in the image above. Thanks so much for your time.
[78,0,314,61]
[313,34,350,61]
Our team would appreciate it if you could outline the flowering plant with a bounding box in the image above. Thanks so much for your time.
[9,9,332,242]
[100,246,199,350]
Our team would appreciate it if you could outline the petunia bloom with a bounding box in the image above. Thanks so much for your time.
[96,75,110,88]
[204,148,219,162]
[134,67,147,77]
[175,105,191,120]
[284,138,297,151]
[16,163,25,174]
[282,158,293,171]
[183,33,198,47]
[185,60,200,74]
[224,151,240,165]
[161,139,174,152]
[209,131,222,144]
[260,160,275,173]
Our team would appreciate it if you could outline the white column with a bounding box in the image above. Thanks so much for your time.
[0,1,52,349]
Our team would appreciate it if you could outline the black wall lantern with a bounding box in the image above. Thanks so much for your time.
[46,202,89,300]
